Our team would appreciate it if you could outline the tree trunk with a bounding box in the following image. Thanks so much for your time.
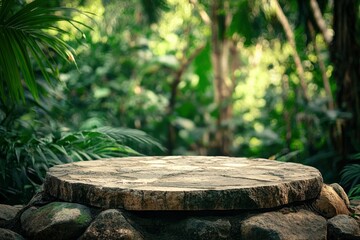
[273,0,309,102]
[331,0,360,171]
[210,0,234,155]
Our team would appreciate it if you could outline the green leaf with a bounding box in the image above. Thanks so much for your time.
[229,1,253,46]
[348,184,360,200]
[94,126,166,152]
[340,164,360,189]
[0,0,90,103]
[193,42,212,93]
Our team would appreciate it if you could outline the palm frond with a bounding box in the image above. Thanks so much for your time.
[350,152,360,160]
[55,129,144,160]
[0,124,165,203]
[348,184,360,200]
[94,126,166,153]
[340,164,360,189]
[0,0,90,103]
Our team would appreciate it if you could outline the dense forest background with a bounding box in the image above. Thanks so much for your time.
[1,0,360,204]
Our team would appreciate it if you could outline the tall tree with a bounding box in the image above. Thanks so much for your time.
[190,0,239,155]
[331,0,360,172]
[210,0,239,155]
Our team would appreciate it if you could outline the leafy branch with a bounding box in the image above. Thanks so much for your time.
[0,125,164,203]
[0,0,90,103]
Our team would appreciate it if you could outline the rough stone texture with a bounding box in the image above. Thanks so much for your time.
[240,209,327,240]
[161,217,232,240]
[351,200,360,217]
[21,202,93,240]
[79,209,143,240]
[6,189,360,240]
[0,228,25,240]
[351,200,360,208]
[0,204,20,225]
[330,183,350,207]
[312,184,350,218]
[182,218,231,240]
[44,156,323,210]
[327,214,360,240]
[20,206,38,225]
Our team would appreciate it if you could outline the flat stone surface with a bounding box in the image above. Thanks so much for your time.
[44,156,323,211]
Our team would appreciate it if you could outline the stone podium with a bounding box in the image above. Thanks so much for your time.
[11,156,355,239]
[44,156,323,211]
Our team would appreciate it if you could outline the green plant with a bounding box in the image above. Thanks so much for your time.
[0,124,164,203]
[0,0,166,204]
[0,0,90,103]
[340,163,360,200]
[348,184,360,200]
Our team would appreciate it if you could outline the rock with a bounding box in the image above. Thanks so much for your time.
[350,200,360,216]
[312,184,350,218]
[26,191,54,206]
[241,209,327,240]
[21,202,93,240]
[12,206,23,211]
[79,209,143,240]
[330,183,350,207]
[182,218,231,240]
[351,200,360,207]
[0,204,20,228]
[355,206,360,216]
[20,206,37,224]
[44,156,323,210]
[0,204,20,221]
[0,228,25,240]
[327,214,360,240]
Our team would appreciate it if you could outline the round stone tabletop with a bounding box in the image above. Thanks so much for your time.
[44,156,323,211]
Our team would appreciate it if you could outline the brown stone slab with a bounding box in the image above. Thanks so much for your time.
[44,156,323,211]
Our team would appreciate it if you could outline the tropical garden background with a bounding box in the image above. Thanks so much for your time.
[1,0,360,204]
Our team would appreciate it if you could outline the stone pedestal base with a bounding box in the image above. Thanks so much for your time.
[44,156,323,210]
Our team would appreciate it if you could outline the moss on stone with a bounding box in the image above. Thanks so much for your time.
[75,212,92,225]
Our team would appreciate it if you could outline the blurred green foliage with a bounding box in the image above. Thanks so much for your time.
[0,0,165,203]
[1,0,360,203]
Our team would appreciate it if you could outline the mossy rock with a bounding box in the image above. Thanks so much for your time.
[21,202,93,240]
